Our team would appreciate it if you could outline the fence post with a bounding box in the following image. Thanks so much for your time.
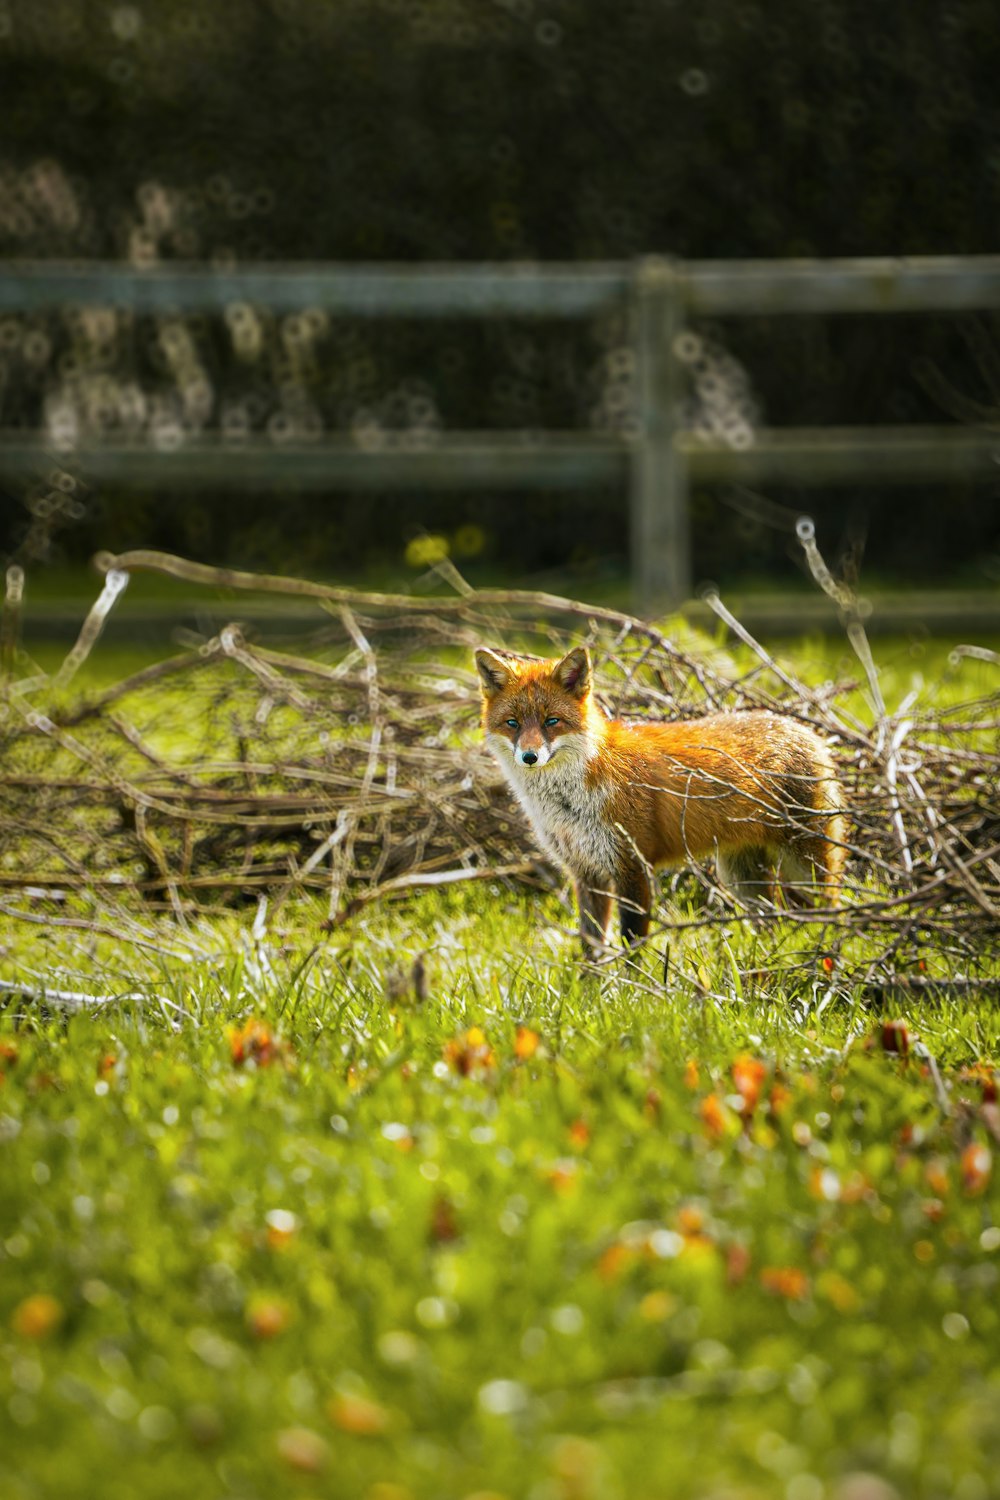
[630,257,690,617]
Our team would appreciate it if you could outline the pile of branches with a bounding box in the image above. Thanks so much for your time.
[2,545,998,975]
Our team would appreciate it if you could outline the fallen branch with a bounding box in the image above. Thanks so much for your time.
[0,545,996,971]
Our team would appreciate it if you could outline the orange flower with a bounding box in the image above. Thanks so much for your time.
[443,1027,496,1078]
[514,1026,540,1060]
[924,1159,950,1197]
[961,1142,992,1196]
[247,1296,292,1339]
[568,1118,590,1149]
[11,1293,64,1339]
[327,1392,391,1437]
[683,1058,700,1090]
[820,955,835,974]
[768,1082,793,1117]
[229,1018,289,1069]
[596,1242,633,1282]
[880,1020,910,1057]
[676,1204,705,1237]
[700,1093,728,1138]
[732,1056,767,1114]
[760,1265,808,1300]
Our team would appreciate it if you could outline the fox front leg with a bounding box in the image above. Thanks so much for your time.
[576,880,613,954]
[616,857,652,947]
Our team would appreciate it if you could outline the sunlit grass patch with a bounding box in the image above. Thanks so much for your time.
[3,552,1000,1496]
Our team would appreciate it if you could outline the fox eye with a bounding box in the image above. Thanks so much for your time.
[505,718,519,729]
[544,716,560,727]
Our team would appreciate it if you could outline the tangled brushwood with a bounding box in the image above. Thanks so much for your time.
[1,545,998,981]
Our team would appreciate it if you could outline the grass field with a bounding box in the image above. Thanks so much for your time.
[2,626,999,1500]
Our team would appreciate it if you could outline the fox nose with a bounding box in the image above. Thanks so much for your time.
[514,738,549,769]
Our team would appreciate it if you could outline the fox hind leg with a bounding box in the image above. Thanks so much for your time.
[781,829,845,908]
[720,833,844,911]
[716,846,778,907]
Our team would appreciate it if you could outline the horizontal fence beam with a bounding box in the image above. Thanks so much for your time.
[1,426,995,491]
[5,256,1000,319]
[682,426,1000,484]
[683,256,1000,316]
[0,262,627,318]
[0,434,628,490]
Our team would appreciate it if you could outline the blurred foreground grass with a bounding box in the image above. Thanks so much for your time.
[2,884,999,1500]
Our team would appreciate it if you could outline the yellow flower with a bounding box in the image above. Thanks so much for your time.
[404,534,449,568]
[12,1293,64,1339]
[452,524,486,558]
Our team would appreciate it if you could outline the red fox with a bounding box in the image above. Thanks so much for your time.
[476,644,846,950]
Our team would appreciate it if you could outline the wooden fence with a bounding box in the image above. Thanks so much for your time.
[3,255,1000,612]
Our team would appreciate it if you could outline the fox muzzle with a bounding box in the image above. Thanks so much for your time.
[515,742,551,768]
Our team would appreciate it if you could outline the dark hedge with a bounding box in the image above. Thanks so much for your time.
[2,0,999,584]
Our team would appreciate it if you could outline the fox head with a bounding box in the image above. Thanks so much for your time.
[475,645,595,771]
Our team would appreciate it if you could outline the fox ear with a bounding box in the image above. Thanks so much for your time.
[475,647,516,697]
[553,646,591,698]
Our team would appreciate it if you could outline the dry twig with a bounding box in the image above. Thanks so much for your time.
[2,544,997,985]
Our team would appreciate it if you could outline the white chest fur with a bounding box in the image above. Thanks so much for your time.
[486,732,619,881]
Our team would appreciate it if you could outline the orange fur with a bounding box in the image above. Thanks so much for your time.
[476,644,846,951]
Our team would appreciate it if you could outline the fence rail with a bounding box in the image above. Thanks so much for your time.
[4,425,995,490]
[0,262,627,317]
[2,255,1000,612]
[8,255,1000,315]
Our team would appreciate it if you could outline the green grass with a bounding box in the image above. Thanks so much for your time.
[2,882,999,1500]
[2,626,1000,1499]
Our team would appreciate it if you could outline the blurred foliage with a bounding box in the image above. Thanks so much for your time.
[4,0,999,263]
[2,0,1000,581]
[2,886,1000,1499]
